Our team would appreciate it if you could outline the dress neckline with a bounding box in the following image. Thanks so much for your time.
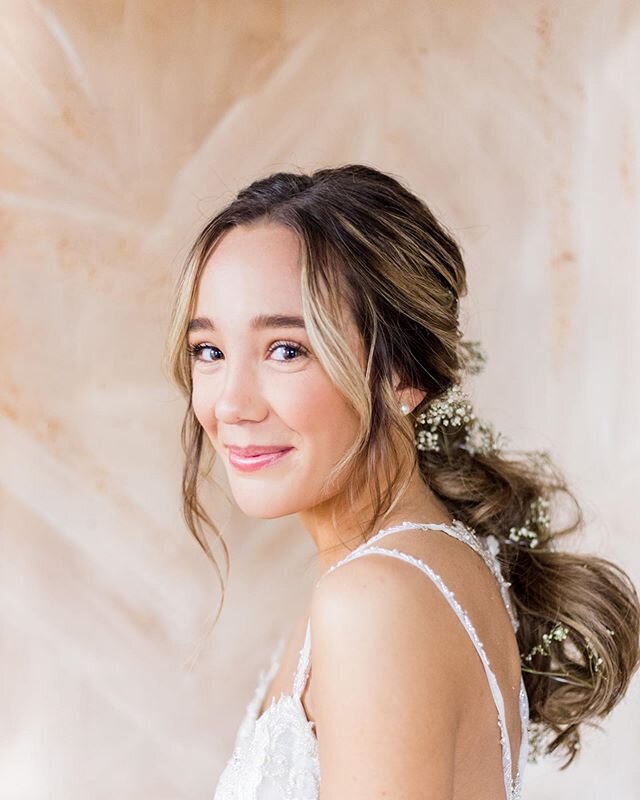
[245,518,528,798]
[251,520,449,723]
[254,519,477,723]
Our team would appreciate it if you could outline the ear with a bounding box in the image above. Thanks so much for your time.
[392,370,426,414]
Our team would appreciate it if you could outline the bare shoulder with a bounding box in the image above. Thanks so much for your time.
[309,550,474,799]
[311,548,476,694]
[312,527,497,661]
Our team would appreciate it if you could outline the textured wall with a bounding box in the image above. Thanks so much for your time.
[1,1,638,797]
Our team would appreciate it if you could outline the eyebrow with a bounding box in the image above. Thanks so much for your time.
[187,313,306,334]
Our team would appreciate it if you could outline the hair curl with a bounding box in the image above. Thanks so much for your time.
[164,163,640,768]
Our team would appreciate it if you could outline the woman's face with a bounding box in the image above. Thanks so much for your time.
[188,221,362,520]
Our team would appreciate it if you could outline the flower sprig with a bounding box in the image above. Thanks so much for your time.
[522,622,569,662]
[414,383,507,457]
[520,622,615,686]
[507,496,551,549]
[458,339,487,376]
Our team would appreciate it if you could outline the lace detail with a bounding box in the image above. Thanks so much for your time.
[213,519,529,800]
[213,634,320,799]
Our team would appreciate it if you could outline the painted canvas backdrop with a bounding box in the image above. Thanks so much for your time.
[1,1,638,797]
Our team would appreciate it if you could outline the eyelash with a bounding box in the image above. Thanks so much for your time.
[186,340,309,364]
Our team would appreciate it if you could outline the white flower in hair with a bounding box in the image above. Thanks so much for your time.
[414,383,474,453]
[508,496,551,549]
[458,339,488,376]
[413,382,506,457]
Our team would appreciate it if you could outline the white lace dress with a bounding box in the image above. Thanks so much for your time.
[213,519,530,800]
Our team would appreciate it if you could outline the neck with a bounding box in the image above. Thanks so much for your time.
[299,456,454,575]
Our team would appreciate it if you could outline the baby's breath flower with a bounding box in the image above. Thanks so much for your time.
[508,525,539,548]
[522,622,569,662]
[585,638,604,675]
[528,496,551,533]
[458,339,488,376]
[520,621,607,684]
[528,448,554,473]
[507,496,551,550]
[414,383,505,457]
[461,419,508,456]
[526,721,547,764]
[415,383,474,453]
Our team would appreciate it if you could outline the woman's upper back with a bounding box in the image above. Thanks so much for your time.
[213,519,529,800]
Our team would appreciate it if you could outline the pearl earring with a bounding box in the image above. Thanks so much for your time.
[400,403,411,415]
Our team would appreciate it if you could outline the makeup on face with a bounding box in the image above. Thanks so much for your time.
[226,445,295,473]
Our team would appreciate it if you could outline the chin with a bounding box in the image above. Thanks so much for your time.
[236,504,301,521]
[229,488,304,520]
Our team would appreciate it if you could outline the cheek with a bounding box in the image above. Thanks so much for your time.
[189,370,359,457]
[291,379,360,455]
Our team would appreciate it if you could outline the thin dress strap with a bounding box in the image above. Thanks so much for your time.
[292,617,312,698]
[292,518,525,799]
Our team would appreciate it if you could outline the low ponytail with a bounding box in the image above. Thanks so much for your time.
[414,397,640,767]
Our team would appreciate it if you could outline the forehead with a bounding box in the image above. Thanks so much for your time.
[195,222,302,309]
[191,220,363,359]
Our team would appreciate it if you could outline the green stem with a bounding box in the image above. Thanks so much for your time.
[520,665,593,688]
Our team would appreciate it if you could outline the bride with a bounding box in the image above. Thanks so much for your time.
[164,163,640,799]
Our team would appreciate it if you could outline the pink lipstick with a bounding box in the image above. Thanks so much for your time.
[227,446,294,473]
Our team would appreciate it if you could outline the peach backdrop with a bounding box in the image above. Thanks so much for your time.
[1,1,638,797]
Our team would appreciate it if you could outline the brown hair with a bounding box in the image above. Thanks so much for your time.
[164,164,640,767]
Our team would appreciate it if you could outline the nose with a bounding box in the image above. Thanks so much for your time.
[214,357,267,424]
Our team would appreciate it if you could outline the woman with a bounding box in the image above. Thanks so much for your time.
[164,164,640,799]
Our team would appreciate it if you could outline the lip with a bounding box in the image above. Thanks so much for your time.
[226,444,293,457]
[226,445,294,473]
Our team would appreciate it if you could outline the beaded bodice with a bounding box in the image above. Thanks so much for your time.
[213,519,529,799]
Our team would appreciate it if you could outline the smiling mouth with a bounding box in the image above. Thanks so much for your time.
[227,445,293,457]
[227,447,294,472]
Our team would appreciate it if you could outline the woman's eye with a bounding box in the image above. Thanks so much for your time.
[187,344,220,362]
[186,341,308,363]
[268,341,309,362]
